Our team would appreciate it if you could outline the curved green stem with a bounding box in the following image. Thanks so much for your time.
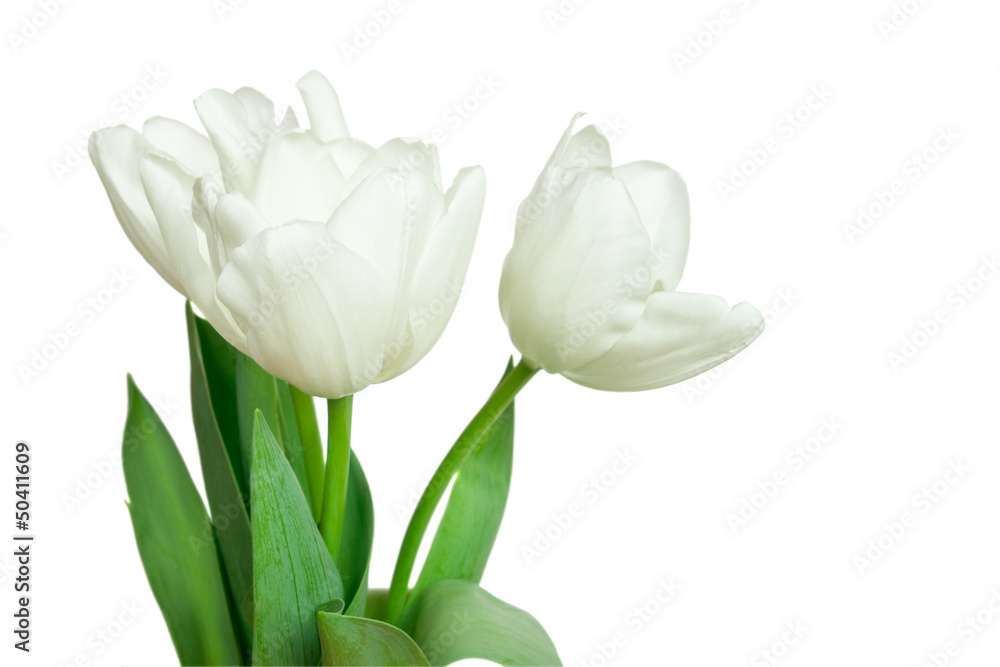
[385,358,539,625]
[319,395,353,559]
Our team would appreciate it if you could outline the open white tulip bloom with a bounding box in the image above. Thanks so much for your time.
[90,71,486,398]
[499,115,764,391]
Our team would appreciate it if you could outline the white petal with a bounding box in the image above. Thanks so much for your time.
[296,70,350,142]
[614,161,690,291]
[141,117,219,176]
[88,126,183,292]
[192,172,226,276]
[252,130,345,225]
[326,168,441,279]
[339,138,441,203]
[194,88,261,197]
[138,154,246,350]
[380,166,486,380]
[553,123,613,171]
[278,106,300,133]
[216,220,393,398]
[517,115,612,227]
[499,167,652,373]
[233,87,276,136]
[214,192,269,258]
[327,167,444,381]
[327,138,375,180]
[563,291,765,391]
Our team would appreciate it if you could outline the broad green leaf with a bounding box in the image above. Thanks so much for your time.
[411,360,516,604]
[290,384,325,520]
[405,580,561,666]
[190,306,246,499]
[186,303,253,652]
[276,380,312,510]
[122,375,242,666]
[318,600,429,666]
[251,411,344,666]
[338,452,375,616]
[236,355,313,510]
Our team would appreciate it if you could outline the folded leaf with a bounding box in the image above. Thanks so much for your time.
[338,452,375,616]
[122,375,242,666]
[186,303,254,653]
[289,384,326,520]
[236,354,313,509]
[318,600,429,666]
[190,306,247,498]
[405,580,561,666]
[411,360,515,605]
[251,411,344,666]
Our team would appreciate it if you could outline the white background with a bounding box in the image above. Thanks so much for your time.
[3,0,1000,665]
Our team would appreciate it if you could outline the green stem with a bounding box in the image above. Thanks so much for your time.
[385,358,539,625]
[319,394,353,559]
[289,385,325,522]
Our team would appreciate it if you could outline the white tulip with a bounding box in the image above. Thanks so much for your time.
[499,115,764,391]
[90,71,486,398]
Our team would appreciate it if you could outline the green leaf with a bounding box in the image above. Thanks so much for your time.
[411,359,516,604]
[338,452,375,616]
[276,380,312,510]
[190,307,247,499]
[122,375,242,666]
[405,580,561,666]
[317,600,430,666]
[364,588,390,622]
[251,411,344,666]
[289,384,325,520]
[236,355,313,511]
[186,303,254,653]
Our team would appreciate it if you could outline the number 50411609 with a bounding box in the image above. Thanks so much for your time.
[15,442,30,531]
